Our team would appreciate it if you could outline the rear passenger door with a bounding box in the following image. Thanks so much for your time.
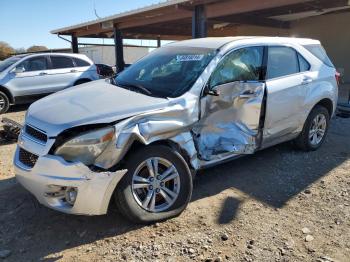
[263,46,311,147]
[46,55,79,91]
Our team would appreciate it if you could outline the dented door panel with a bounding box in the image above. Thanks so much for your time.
[193,81,265,161]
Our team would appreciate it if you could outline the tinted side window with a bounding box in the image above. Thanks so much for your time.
[210,46,263,88]
[74,58,91,67]
[298,54,310,72]
[17,57,48,72]
[267,47,299,79]
[51,56,74,69]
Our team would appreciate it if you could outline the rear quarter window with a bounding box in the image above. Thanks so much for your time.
[298,54,310,72]
[74,58,91,67]
[303,44,334,67]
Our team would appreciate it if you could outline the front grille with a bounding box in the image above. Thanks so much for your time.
[18,148,38,168]
[25,125,47,143]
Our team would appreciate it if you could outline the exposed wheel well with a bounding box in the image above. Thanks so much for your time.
[108,139,195,212]
[0,86,14,104]
[73,78,91,86]
[123,139,194,175]
[314,98,333,116]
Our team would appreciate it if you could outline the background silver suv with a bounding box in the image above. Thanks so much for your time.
[0,53,99,113]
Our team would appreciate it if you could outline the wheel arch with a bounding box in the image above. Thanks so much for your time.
[314,98,334,117]
[294,99,332,151]
[123,139,195,175]
[300,97,334,132]
[0,85,14,104]
[108,138,195,215]
[73,78,92,86]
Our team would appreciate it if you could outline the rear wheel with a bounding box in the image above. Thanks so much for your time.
[0,91,10,114]
[294,105,330,151]
[115,145,193,224]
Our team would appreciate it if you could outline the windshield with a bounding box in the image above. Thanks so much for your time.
[0,56,21,72]
[115,46,217,98]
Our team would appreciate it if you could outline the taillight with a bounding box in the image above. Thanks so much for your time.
[335,71,341,85]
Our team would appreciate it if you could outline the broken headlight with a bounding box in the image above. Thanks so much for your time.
[54,126,115,165]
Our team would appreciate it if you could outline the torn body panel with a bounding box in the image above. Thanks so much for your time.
[98,94,201,170]
[14,147,127,215]
[98,80,265,169]
[91,49,265,169]
[84,56,266,170]
[193,81,265,161]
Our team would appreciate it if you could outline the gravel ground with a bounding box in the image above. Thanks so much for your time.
[0,104,349,262]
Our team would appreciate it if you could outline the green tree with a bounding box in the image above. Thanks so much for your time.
[15,47,26,54]
[27,45,48,53]
[0,41,15,60]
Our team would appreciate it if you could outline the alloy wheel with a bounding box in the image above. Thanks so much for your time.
[0,95,5,110]
[309,113,327,146]
[131,157,181,212]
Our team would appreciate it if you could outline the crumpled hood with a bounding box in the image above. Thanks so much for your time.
[26,80,169,136]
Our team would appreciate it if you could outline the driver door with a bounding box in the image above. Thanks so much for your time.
[194,46,266,161]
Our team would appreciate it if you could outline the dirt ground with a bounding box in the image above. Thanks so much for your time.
[0,102,349,262]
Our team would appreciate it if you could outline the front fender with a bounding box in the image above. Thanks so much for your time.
[94,95,200,170]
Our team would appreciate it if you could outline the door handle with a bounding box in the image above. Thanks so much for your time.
[239,90,256,98]
[39,72,48,76]
[70,69,78,73]
[301,76,313,85]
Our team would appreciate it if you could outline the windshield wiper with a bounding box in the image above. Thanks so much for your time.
[116,82,153,96]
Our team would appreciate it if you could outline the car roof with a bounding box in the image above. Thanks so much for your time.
[9,54,30,59]
[12,52,89,59]
[168,36,320,49]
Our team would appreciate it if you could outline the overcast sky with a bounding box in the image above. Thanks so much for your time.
[0,0,165,49]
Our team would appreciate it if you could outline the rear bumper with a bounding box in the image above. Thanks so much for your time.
[14,147,127,215]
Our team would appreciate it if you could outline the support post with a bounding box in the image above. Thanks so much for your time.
[192,5,207,38]
[71,35,79,53]
[157,37,161,48]
[113,26,125,73]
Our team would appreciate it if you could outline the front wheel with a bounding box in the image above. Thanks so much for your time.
[115,145,193,224]
[0,91,10,114]
[294,105,330,151]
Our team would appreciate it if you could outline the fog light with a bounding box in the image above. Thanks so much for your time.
[65,187,78,206]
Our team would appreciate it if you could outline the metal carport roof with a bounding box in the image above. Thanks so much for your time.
[50,0,350,72]
[51,0,350,40]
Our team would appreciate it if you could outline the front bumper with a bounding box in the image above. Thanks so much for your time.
[14,146,127,215]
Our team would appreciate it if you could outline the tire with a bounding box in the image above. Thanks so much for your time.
[73,79,91,86]
[115,145,193,224]
[0,91,10,114]
[294,105,330,151]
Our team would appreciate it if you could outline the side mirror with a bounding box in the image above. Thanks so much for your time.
[11,66,25,74]
[204,85,220,96]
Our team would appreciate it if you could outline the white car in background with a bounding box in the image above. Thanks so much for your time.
[0,53,99,113]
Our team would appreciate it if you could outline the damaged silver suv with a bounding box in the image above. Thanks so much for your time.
[14,37,338,223]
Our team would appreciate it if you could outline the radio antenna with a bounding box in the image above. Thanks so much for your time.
[93,1,101,19]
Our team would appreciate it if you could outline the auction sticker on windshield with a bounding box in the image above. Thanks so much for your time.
[176,54,204,62]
